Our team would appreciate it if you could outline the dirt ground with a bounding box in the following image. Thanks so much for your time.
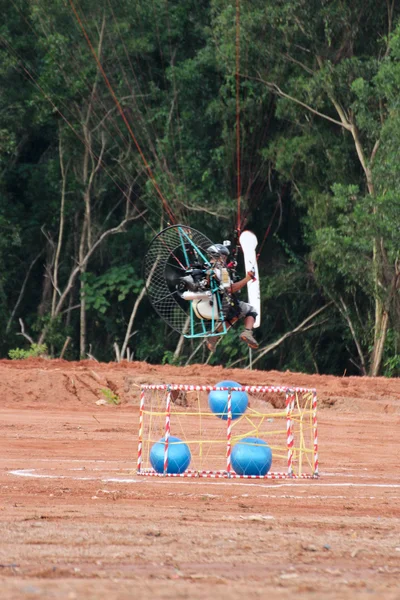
[0,358,399,600]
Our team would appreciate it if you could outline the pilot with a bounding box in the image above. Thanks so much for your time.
[205,244,258,352]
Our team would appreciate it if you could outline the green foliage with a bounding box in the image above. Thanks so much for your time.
[100,388,120,406]
[83,267,144,315]
[382,329,400,377]
[1,0,399,375]
[161,350,181,366]
[30,315,70,355]
[383,355,400,378]
[8,343,48,360]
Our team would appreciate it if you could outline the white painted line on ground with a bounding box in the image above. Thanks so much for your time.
[0,458,132,463]
[9,469,132,482]
[322,467,369,471]
[259,495,378,500]
[139,479,400,489]
[6,466,129,472]
[10,469,65,479]
[102,478,141,483]
[8,469,400,490]
[0,460,391,480]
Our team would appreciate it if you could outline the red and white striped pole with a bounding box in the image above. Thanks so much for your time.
[226,388,232,476]
[137,388,145,473]
[286,390,295,477]
[163,386,172,475]
[312,390,319,476]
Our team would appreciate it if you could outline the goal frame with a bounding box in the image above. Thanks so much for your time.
[137,384,319,479]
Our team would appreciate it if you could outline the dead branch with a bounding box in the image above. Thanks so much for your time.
[6,251,43,334]
[87,344,99,362]
[337,296,367,375]
[185,339,207,365]
[60,336,71,359]
[17,318,35,345]
[120,259,155,359]
[37,211,146,345]
[91,95,151,133]
[370,140,381,167]
[173,316,190,360]
[177,201,231,219]
[114,342,121,363]
[283,53,315,75]
[52,129,69,316]
[60,304,81,315]
[228,320,324,369]
[246,73,352,131]
[247,304,332,368]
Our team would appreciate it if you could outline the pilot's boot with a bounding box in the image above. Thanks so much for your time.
[239,329,259,349]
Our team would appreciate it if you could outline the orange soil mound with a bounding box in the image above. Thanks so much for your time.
[0,359,399,599]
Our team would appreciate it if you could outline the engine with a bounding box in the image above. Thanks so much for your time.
[177,267,208,293]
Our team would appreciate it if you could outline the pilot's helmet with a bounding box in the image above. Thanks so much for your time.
[206,244,230,263]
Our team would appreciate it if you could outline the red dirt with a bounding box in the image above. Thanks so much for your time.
[0,358,399,599]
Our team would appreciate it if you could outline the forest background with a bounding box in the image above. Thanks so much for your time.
[1,0,399,377]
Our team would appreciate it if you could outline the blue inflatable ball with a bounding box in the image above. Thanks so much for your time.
[150,436,191,474]
[208,380,248,420]
[231,437,272,476]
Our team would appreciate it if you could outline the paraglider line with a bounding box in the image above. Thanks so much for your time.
[68,0,176,224]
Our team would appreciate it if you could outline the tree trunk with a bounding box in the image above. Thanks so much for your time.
[52,130,68,316]
[337,296,367,375]
[349,128,389,376]
[369,309,389,376]
[370,263,400,376]
[80,266,87,358]
[38,258,53,317]
[173,316,190,360]
[120,285,147,360]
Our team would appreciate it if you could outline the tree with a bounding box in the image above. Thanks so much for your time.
[225,0,400,375]
[1,0,399,374]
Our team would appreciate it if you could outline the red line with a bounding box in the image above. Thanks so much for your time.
[235,0,241,233]
[68,0,176,224]
[256,193,283,261]
[13,58,130,203]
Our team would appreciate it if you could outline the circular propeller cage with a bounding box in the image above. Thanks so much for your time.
[144,225,218,336]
